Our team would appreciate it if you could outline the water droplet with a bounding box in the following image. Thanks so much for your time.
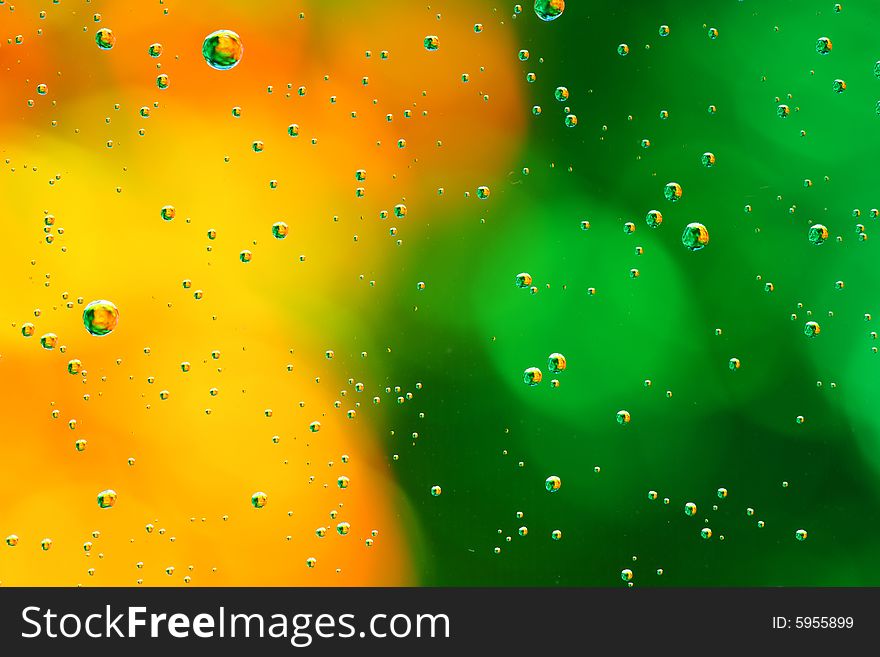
[664,182,682,202]
[266,220,288,241]
[515,272,533,288]
[97,489,117,509]
[534,0,565,22]
[95,28,115,50]
[523,367,543,386]
[547,353,567,373]
[545,475,562,492]
[202,29,243,70]
[251,491,268,508]
[83,300,119,336]
[808,224,829,245]
[681,222,710,251]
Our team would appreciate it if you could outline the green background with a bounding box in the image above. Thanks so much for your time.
[381,0,880,586]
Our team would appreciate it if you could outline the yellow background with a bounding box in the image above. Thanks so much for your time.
[0,0,523,585]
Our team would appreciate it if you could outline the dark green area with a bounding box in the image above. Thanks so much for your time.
[385,0,880,585]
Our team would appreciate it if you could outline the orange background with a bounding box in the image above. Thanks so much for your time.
[0,0,523,585]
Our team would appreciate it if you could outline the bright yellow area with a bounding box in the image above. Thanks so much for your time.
[0,0,524,585]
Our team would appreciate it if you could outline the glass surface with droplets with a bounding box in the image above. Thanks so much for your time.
[0,0,877,588]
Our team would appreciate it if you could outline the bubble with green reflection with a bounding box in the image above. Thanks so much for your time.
[202,29,244,70]
[95,28,115,50]
[681,222,709,251]
[808,224,829,245]
[646,210,663,228]
[664,182,682,202]
[524,367,543,386]
[534,0,565,21]
[97,489,117,509]
[83,300,119,336]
